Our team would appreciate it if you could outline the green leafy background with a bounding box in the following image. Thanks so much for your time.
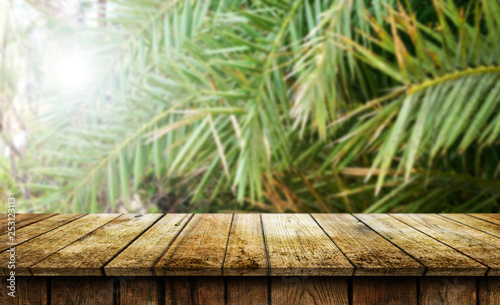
[1,0,499,213]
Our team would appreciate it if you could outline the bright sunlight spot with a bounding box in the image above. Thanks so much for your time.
[49,52,92,90]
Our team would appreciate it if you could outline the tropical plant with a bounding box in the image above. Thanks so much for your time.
[4,0,500,213]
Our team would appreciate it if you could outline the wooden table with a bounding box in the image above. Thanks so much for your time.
[1,213,499,304]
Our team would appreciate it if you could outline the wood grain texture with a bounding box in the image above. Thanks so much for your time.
[314,214,423,276]
[154,214,233,276]
[227,277,269,305]
[420,277,477,305]
[479,277,500,305]
[442,214,500,238]
[118,277,160,305]
[0,277,48,305]
[0,214,120,276]
[32,214,161,276]
[356,214,487,276]
[392,214,500,276]
[105,214,191,276]
[271,276,348,305]
[262,214,353,276]
[223,214,268,276]
[0,214,56,235]
[0,214,85,252]
[470,214,500,226]
[353,277,417,305]
[51,277,115,305]
[164,277,224,305]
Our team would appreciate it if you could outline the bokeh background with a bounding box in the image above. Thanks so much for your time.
[1,0,499,213]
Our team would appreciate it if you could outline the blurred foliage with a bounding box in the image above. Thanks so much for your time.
[1,0,499,213]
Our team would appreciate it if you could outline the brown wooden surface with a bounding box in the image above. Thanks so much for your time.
[271,277,348,305]
[262,214,353,276]
[392,214,500,276]
[0,214,56,235]
[1,276,500,304]
[31,214,160,276]
[0,214,120,276]
[118,277,160,305]
[479,277,500,305]
[314,214,423,276]
[105,214,191,276]
[356,214,487,276]
[227,277,269,305]
[0,277,47,305]
[442,214,500,238]
[0,214,85,252]
[164,277,225,305]
[353,277,417,305]
[1,213,499,277]
[223,214,268,276]
[470,214,500,226]
[51,277,115,305]
[419,277,477,305]
[155,214,233,276]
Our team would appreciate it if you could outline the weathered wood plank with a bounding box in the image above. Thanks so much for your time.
[271,276,348,305]
[0,214,56,235]
[353,277,417,305]
[223,214,268,276]
[154,214,233,276]
[164,277,224,305]
[262,214,353,276]
[420,277,477,305]
[32,214,161,276]
[51,277,115,305]
[0,214,85,252]
[442,214,500,238]
[0,214,120,276]
[470,214,500,226]
[314,214,423,276]
[118,277,160,305]
[391,214,500,276]
[227,277,269,305]
[105,214,191,276]
[479,277,500,305]
[0,277,48,305]
[356,214,487,276]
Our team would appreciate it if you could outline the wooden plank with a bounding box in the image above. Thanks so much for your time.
[313,214,423,276]
[227,277,269,305]
[353,277,417,305]
[0,214,120,276]
[420,277,477,305]
[118,277,160,305]
[0,214,85,252]
[0,276,48,305]
[32,214,161,276]
[51,277,115,305]
[154,214,233,276]
[223,214,268,276]
[392,214,500,276]
[356,214,487,276]
[479,277,500,305]
[470,214,500,226]
[271,276,348,305]
[262,214,353,276]
[0,214,56,235]
[443,214,500,238]
[105,214,191,276]
[164,277,224,305]
[0,214,40,229]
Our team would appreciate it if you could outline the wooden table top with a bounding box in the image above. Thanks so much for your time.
[1,213,499,277]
